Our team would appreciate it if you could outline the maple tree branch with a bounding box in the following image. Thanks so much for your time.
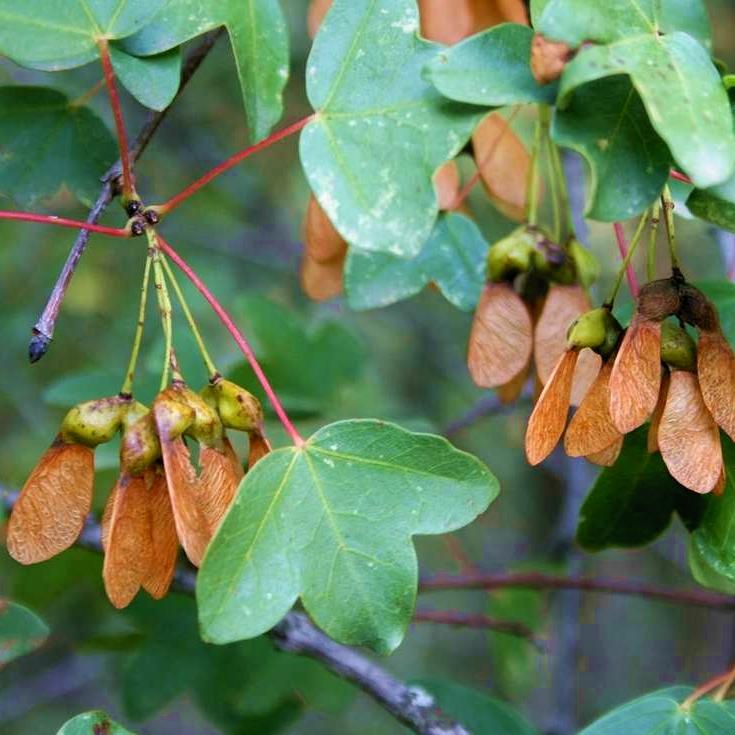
[419,571,735,609]
[28,30,224,362]
[0,488,467,735]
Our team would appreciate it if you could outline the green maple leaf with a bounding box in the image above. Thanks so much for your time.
[57,712,136,735]
[552,76,671,221]
[122,0,289,141]
[0,86,117,207]
[545,2,735,189]
[197,419,498,654]
[0,600,49,666]
[345,212,488,311]
[299,0,483,258]
[579,687,735,735]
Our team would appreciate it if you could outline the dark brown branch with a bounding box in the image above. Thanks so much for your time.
[0,488,468,735]
[420,571,735,610]
[29,30,224,362]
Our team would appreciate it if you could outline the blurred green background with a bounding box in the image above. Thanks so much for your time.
[2,1,735,733]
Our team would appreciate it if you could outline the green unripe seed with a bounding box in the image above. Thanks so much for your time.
[153,389,195,439]
[567,308,609,349]
[487,227,535,282]
[660,321,697,371]
[568,238,601,288]
[175,384,223,446]
[121,412,161,475]
[212,378,263,433]
[60,395,129,447]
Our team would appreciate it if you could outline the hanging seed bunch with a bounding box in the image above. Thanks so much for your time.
[467,223,601,403]
[526,272,735,495]
[7,376,267,608]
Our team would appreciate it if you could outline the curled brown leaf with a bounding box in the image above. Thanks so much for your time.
[7,440,94,564]
[697,329,735,442]
[609,316,662,434]
[472,113,531,222]
[564,359,622,457]
[530,34,573,85]
[434,160,462,211]
[468,283,533,388]
[525,349,578,465]
[535,284,591,385]
[142,469,179,599]
[300,253,344,302]
[103,474,153,609]
[658,370,722,494]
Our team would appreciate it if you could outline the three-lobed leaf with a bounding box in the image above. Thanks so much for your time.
[0,86,117,207]
[198,419,498,653]
[122,0,289,140]
[552,76,671,221]
[687,171,735,232]
[345,212,488,311]
[558,32,735,189]
[299,0,483,258]
[0,599,49,666]
[424,23,556,108]
[108,45,181,112]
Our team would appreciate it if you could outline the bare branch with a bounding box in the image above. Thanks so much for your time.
[29,30,224,361]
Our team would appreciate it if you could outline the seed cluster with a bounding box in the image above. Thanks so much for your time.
[7,377,266,608]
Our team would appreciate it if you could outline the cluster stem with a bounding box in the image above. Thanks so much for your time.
[120,253,152,396]
[148,231,174,390]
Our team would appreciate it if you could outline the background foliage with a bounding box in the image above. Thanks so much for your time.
[2,0,735,733]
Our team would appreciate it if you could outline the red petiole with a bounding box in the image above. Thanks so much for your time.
[98,39,135,200]
[613,222,640,297]
[158,115,315,216]
[156,233,305,446]
[0,210,129,237]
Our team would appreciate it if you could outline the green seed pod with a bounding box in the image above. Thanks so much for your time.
[568,238,600,288]
[174,384,223,447]
[660,321,697,371]
[636,278,680,321]
[567,307,609,349]
[487,227,536,282]
[121,412,161,475]
[211,378,263,433]
[60,395,129,447]
[152,388,195,440]
[567,307,622,358]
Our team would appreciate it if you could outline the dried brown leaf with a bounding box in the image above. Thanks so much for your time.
[535,284,591,385]
[525,349,578,465]
[142,469,178,599]
[303,194,347,264]
[658,370,722,494]
[103,474,152,609]
[585,437,624,467]
[609,316,662,434]
[468,283,533,388]
[300,253,344,302]
[248,429,272,469]
[647,371,670,453]
[420,0,527,44]
[564,359,622,457]
[158,437,210,567]
[698,329,735,442]
[434,160,461,211]
[472,113,531,222]
[7,441,94,564]
[570,348,602,406]
[199,438,244,533]
[530,34,572,85]
[307,0,333,38]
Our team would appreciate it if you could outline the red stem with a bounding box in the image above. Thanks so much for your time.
[669,169,693,185]
[156,233,304,445]
[98,39,134,199]
[0,210,129,237]
[413,609,540,647]
[613,222,640,297]
[159,115,315,215]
